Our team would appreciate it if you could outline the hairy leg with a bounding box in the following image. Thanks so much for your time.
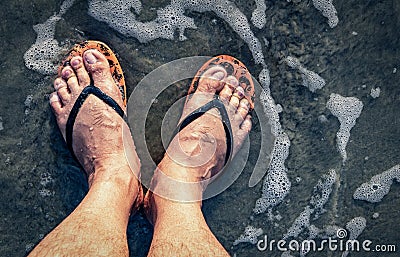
[145,64,252,256]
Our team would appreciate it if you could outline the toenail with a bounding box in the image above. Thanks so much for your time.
[225,76,239,87]
[62,69,72,78]
[49,93,60,103]
[71,58,81,66]
[239,100,250,108]
[211,71,225,81]
[235,87,245,97]
[55,81,66,90]
[84,52,97,64]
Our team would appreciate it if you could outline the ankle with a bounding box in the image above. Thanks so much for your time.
[145,190,202,225]
[90,156,139,191]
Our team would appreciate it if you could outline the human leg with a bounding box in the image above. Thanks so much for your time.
[144,58,253,256]
[29,47,142,257]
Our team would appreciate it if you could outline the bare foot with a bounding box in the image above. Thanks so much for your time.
[144,60,252,222]
[50,48,142,210]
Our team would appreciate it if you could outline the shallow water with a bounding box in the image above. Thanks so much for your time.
[0,0,399,256]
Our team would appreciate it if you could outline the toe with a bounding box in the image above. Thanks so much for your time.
[71,56,90,87]
[54,78,71,103]
[219,76,238,101]
[83,49,112,82]
[61,66,80,94]
[49,92,63,113]
[229,86,245,108]
[240,115,252,133]
[83,49,118,95]
[196,66,227,94]
[232,115,252,156]
[237,98,250,119]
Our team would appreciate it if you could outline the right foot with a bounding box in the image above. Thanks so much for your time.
[144,58,253,221]
[50,47,142,211]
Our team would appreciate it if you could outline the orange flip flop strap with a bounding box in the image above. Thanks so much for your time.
[58,40,127,106]
[187,55,255,109]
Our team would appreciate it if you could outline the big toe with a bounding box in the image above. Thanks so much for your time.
[83,49,123,105]
[196,66,227,94]
[83,50,114,86]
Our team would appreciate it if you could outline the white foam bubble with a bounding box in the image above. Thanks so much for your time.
[299,68,326,93]
[353,164,400,203]
[24,0,75,75]
[251,0,267,29]
[233,225,263,245]
[285,56,326,92]
[370,87,381,98]
[59,0,76,16]
[253,131,291,214]
[24,38,63,75]
[342,217,366,257]
[285,56,301,69]
[39,188,54,197]
[309,169,336,219]
[326,93,363,163]
[88,0,266,65]
[283,206,312,240]
[282,251,295,257]
[312,0,339,28]
[282,170,337,240]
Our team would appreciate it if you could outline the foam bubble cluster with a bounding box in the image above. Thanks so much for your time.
[24,0,75,75]
[251,0,267,29]
[283,206,312,240]
[39,188,54,197]
[353,164,400,203]
[254,131,291,214]
[285,56,301,69]
[88,0,197,42]
[88,0,266,65]
[370,87,381,98]
[341,217,367,257]
[297,224,343,256]
[346,216,366,240]
[23,16,63,75]
[59,0,76,15]
[312,0,339,28]
[282,170,337,240]
[259,68,271,93]
[282,251,295,257]
[318,225,343,239]
[254,72,291,214]
[285,56,326,92]
[326,93,363,163]
[309,169,336,219]
[233,225,263,245]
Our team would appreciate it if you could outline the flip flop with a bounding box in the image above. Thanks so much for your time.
[58,40,127,106]
[186,55,255,109]
[58,40,127,157]
[58,40,143,212]
[169,55,255,171]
